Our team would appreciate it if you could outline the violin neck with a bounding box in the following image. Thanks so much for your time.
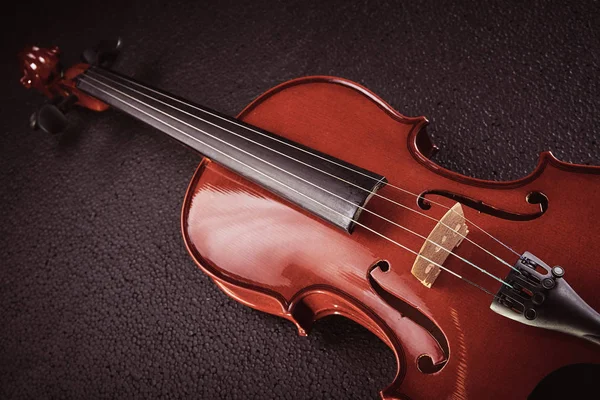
[75,67,387,232]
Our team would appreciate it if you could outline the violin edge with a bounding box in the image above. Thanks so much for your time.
[240,74,600,189]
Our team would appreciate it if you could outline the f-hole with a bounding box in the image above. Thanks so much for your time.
[368,261,448,374]
[417,190,549,222]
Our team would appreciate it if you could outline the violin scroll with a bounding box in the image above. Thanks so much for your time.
[18,42,120,134]
[19,45,62,96]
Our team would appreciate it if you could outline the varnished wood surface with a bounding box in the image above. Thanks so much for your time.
[182,76,600,399]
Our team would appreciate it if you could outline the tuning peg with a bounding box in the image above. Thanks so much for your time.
[81,38,122,68]
[30,95,77,135]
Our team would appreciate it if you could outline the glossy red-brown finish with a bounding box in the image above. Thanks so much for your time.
[18,46,108,111]
[181,76,600,399]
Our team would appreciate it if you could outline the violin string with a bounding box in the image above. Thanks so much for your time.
[88,68,522,260]
[85,69,522,273]
[77,77,502,296]
[82,74,512,288]
[81,76,516,291]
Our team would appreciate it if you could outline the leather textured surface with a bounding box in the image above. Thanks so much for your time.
[1,0,598,399]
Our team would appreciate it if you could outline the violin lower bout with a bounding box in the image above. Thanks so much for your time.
[181,76,600,400]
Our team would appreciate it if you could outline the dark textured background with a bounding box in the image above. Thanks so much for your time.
[1,0,599,399]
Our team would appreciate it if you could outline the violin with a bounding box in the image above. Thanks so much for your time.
[19,40,600,399]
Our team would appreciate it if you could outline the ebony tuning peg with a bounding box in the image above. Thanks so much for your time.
[81,38,122,68]
[30,95,78,135]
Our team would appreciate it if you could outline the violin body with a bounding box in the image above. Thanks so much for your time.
[18,43,600,399]
[182,76,600,399]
